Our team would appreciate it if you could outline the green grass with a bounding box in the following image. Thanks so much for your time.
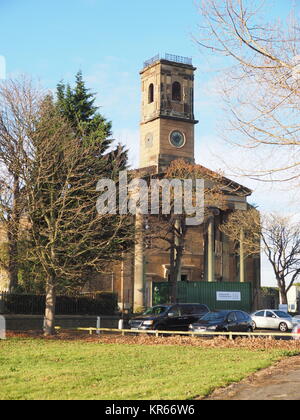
[0,339,296,400]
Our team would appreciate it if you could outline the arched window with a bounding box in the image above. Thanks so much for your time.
[172,82,181,101]
[148,84,154,103]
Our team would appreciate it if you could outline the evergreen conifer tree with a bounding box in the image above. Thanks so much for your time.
[56,71,123,160]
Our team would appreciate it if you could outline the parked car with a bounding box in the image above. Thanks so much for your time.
[128,303,210,331]
[251,309,295,332]
[292,324,300,340]
[189,310,253,334]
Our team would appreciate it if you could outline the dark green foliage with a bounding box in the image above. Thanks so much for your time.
[56,71,114,157]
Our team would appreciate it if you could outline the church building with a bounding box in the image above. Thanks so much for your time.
[86,54,261,312]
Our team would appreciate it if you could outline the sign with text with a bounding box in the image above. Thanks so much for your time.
[216,291,241,302]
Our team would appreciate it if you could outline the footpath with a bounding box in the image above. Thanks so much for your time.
[205,355,300,400]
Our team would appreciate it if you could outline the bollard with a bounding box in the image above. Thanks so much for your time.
[0,315,6,340]
[96,317,101,335]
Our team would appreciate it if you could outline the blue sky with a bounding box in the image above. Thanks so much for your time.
[0,0,297,286]
[0,0,293,162]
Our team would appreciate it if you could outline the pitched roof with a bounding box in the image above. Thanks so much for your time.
[130,163,252,197]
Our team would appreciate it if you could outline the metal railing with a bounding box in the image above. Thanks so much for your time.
[143,53,193,69]
[143,54,160,68]
[61,327,300,340]
[165,53,192,66]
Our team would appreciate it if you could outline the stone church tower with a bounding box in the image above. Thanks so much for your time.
[139,54,197,171]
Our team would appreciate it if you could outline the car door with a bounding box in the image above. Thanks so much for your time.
[165,305,181,330]
[176,305,193,331]
[236,311,247,331]
[253,311,266,328]
[265,311,279,330]
[226,312,238,332]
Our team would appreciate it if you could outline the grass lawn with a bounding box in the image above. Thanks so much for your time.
[0,338,296,400]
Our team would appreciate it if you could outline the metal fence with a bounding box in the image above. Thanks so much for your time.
[143,53,193,69]
[152,282,252,313]
[165,53,192,65]
[76,327,300,341]
[0,292,118,316]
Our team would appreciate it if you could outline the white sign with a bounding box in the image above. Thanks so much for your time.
[216,291,241,302]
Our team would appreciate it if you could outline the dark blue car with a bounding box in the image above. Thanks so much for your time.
[189,310,253,334]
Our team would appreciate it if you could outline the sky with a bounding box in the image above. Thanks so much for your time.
[0,0,298,286]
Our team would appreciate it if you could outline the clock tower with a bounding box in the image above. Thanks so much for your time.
[139,54,198,171]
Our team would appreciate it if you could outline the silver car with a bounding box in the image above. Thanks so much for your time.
[251,309,295,332]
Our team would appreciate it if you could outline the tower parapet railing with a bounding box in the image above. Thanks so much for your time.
[143,53,193,69]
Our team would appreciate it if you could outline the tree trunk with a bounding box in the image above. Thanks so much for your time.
[279,287,288,306]
[169,217,185,304]
[276,276,288,306]
[7,175,21,292]
[239,229,245,283]
[7,237,19,292]
[169,243,177,304]
[44,279,56,336]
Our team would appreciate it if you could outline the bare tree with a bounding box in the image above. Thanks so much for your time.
[0,78,41,291]
[220,209,300,304]
[196,0,300,183]
[20,97,133,335]
[143,159,238,303]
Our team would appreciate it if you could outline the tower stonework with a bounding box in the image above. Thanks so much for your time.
[139,55,198,171]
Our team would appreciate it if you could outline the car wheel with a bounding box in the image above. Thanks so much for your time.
[252,321,256,331]
[279,322,288,333]
[246,326,253,333]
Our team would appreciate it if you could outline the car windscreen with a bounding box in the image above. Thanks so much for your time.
[143,306,169,316]
[273,311,291,319]
[200,312,227,322]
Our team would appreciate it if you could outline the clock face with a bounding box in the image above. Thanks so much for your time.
[170,130,185,148]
